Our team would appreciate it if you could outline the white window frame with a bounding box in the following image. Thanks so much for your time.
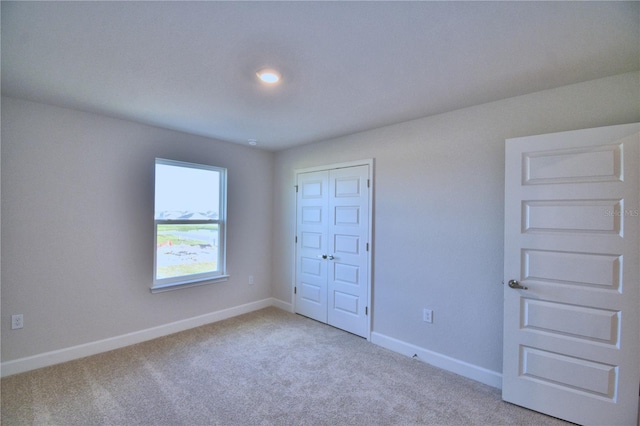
[152,158,228,293]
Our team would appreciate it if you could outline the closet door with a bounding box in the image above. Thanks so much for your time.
[295,164,371,338]
[327,165,370,337]
[295,170,330,323]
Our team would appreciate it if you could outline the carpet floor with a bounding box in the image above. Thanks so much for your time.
[1,307,571,425]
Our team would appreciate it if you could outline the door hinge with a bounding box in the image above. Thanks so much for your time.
[295,235,298,243]
[295,185,298,193]
[366,242,369,252]
[294,286,297,294]
[365,306,368,315]
[367,179,370,188]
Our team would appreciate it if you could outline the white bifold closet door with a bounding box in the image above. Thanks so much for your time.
[295,164,371,338]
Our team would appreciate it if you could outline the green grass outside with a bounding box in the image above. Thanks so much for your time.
[156,261,218,279]
[157,234,202,246]
[157,224,218,246]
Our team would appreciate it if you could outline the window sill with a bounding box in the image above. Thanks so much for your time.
[150,275,230,294]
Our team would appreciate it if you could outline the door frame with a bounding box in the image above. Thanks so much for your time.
[292,159,374,340]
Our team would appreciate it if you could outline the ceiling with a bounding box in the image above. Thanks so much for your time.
[2,1,639,151]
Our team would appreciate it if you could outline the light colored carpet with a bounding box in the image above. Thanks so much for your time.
[1,307,570,425]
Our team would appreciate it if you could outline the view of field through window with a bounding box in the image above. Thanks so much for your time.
[154,160,223,284]
[156,224,219,279]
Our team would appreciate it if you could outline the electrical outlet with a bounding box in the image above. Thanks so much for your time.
[423,308,433,324]
[249,275,254,285]
[11,314,24,330]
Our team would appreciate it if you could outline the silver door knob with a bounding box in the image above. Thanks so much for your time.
[328,255,335,260]
[508,279,528,290]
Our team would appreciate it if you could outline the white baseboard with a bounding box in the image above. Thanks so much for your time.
[270,298,292,312]
[371,331,503,389]
[1,298,281,378]
[2,299,501,390]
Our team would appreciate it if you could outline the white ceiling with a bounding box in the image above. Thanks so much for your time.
[2,1,639,151]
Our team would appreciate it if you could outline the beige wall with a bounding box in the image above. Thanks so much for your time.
[272,72,640,374]
[1,97,274,362]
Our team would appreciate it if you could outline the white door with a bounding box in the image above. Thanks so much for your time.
[295,170,330,323]
[295,164,371,338]
[503,123,640,426]
[326,165,370,337]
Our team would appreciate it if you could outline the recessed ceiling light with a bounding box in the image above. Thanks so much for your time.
[248,139,258,146]
[256,68,281,84]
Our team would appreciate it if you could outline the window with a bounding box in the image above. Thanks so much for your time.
[152,158,227,292]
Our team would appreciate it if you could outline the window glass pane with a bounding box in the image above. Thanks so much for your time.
[156,223,220,280]
[153,159,226,290]
[155,163,220,220]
